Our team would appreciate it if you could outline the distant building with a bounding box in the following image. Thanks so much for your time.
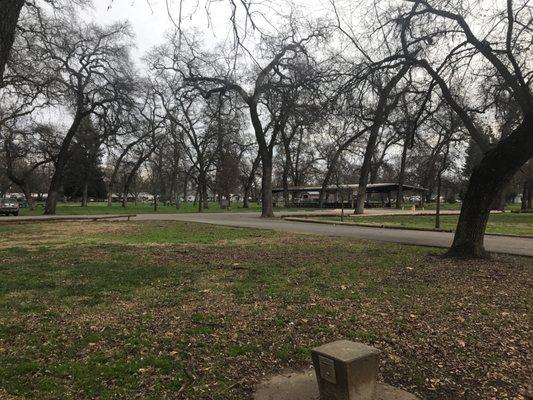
[272,183,426,208]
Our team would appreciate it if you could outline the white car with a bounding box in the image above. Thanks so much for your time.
[0,198,20,216]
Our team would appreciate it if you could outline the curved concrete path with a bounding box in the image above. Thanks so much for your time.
[2,211,532,257]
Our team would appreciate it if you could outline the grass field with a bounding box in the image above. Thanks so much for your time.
[318,212,533,236]
[0,221,531,399]
[18,201,316,216]
[15,200,522,217]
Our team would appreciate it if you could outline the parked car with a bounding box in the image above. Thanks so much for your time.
[0,198,20,216]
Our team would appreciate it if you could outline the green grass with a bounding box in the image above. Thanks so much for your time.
[0,221,531,399]
[18,201,315,216]
[399,202,522,211]
[320,212,533,236]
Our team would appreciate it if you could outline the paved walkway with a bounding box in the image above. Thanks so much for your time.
[131,212,533,257]
[1,211,531,256]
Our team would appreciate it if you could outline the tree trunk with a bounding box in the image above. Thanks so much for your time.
[248,102,275,218]
[260,152,274,217]
[197,185,203,212]
[243,189,250,208]
[0,0,24,86]
[435,170,442,229]
[197,169,208,212]
[319,148,347,208]
[197,177,203,213]
[319,160,337,208]
[354,129,379,214]
[81,180,88,207]
[107,166,121,206]
[175,190,181,209]
[282,163,290,208]
[44,112,85,214]
[183,175,189,205]
[243,153,260,209]
[203,183,209,209]
[396,137,409,209]
[354,65,409,214]
[282,140,292,208]
[448,114,533,258]
[490,187,507,211]
[21,184,34,211]
[521,180,528,210]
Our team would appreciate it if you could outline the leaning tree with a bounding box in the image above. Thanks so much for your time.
[394,0,532,257]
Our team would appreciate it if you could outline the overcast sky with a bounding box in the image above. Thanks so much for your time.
[86,0,331,63]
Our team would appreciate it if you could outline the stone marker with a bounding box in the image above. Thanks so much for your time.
[311,340,380,400]
[254,340,419,400]
[253,369,419,400]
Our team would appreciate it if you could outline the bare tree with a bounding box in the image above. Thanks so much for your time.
[184,30,324,217]
[24,11,134,214]
[396,0,532,257]
[354,65,410,213]
[1,122,53,209]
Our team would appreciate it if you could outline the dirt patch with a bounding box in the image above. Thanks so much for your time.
[0,221,133,249]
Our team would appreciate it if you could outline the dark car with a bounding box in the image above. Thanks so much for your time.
[0,198,20,216]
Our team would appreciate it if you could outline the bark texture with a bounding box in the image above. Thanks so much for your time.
[0,0,24,86]
[448,113,533,257]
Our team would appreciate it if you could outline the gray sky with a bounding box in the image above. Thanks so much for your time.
[87,0,264,60]
[87,0,330,62]
[88,1,186,58]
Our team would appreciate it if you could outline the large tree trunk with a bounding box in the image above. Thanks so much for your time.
[490,187,507,211]
[248,103,274,218]
[260,152,274,217]
[448,114,533,258]
[0,0,24,86]
[197,168,208,213]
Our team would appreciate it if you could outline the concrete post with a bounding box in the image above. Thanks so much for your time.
[311,340,380,400]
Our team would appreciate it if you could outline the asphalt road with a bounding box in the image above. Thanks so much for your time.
[132,212,533,257]
[2,211,532,257]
